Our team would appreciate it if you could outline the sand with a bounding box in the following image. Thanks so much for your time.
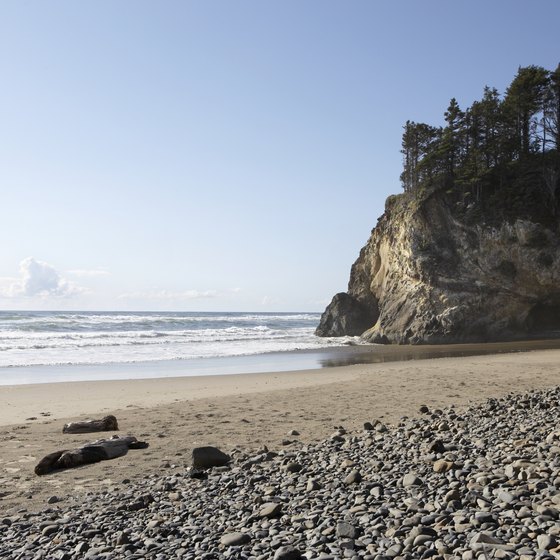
[1,348,560,513]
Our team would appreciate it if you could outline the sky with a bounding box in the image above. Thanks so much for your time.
[1,1,559,312]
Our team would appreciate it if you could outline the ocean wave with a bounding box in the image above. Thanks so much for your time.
[0,334,363,368]
[0,327,318,351]
[0,311,350,369]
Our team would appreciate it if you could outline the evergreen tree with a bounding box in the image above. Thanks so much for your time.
[503,65,549,157]
[440,98,465,180]
[478,86,502,167]
[544,63,560,152]
[398,64,559,218]
[400,121,440,191]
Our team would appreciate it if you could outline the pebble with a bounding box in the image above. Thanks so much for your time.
[3,386,560,560]
[220,532,251,546]
[259,502,282,518]
[273,545,304,559]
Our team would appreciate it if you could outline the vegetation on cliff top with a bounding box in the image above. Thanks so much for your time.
[399,64,560,228]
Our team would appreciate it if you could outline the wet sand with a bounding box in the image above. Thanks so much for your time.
[1,347,559,513]
[3,337,560,386]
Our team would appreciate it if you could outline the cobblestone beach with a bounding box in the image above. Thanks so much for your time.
[2,386,560,559]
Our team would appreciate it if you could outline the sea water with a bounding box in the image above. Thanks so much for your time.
[0,311,356,369]
[1,311,558,385]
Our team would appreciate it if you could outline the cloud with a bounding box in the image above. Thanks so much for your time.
[1,257,85,298]
[66,269,110,277]
[118,289,218,301]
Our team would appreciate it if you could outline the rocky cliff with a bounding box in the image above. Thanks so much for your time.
[316,190,560,344]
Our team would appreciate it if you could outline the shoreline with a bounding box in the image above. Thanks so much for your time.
[1,348,560,512]
[2,337,560,386]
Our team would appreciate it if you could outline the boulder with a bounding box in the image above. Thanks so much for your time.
[315,292,378,337]
[192,446,231,469]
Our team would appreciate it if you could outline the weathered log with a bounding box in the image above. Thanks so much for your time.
[35,435,148,475]
[62,415,119,434]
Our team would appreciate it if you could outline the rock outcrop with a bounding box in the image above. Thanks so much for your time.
[314,292,377,337]
[317,191,560,344]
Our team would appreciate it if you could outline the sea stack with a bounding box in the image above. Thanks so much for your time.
[317,65,560,344]
[317,189,560,344]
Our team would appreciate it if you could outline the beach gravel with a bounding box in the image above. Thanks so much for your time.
[2,386,560,558]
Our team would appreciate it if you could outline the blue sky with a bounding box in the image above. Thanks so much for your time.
[1,1,559,311]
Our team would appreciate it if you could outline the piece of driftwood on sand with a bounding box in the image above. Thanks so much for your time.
[35,435,148,475]
[62,414,119,434]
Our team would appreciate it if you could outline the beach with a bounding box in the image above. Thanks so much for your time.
[2,347,560,514]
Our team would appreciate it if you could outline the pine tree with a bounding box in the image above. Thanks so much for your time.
[545,63,560,152]
[440,98,465,180]
[504,65,549,158]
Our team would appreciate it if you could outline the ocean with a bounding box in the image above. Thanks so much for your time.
[1,311,559,385]
[0,310,356,372]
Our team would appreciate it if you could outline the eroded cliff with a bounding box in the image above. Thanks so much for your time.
[316,191,560,344]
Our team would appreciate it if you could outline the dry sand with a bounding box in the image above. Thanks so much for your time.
[1,349,559,513]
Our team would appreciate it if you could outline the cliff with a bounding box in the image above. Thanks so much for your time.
[316,187,560,344]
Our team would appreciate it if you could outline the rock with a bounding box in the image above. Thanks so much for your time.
[444,488,461,503]
[307,478,321,491]
[192,446,231,468]
[315,292,378,337]
[428,439,446,454]
[497,490,516,504]
[409,526,438,539]
[3,385,560,560]
[189,467,208,479]
[344,470,362,484]
[114,531,129,545]
[537,534,557,550]
[258,502,282,518]
[41,524,59,536]
[74,543,89,554]
[336,521,358,539]
[47,495,60,504]
[470,532,505,546]
[419,405,430,414]
[433,459,454,473]
[402,473,423,487]
[220,532,251,547]
[287,430,300,436]
[315,189,560,344]
[273,545,304,560]
[284,462,302,473]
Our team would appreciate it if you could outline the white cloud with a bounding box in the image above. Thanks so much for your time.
[118,289,218,301]
[66,269,110,277]
[1,257,85,298]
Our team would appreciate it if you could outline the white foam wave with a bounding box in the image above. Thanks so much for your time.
[0,311,360,369]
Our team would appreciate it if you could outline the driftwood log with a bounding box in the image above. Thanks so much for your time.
[35,435,148,475]
[62,414,119,434]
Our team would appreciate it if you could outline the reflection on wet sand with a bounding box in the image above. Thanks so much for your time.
[319,338,560,368]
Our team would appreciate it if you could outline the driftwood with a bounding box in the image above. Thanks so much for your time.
[62,414,119,434]
[35,435,148,475]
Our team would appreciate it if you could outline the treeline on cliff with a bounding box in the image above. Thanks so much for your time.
[400,64,560,227]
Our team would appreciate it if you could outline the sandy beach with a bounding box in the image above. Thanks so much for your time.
[1,348,559,514]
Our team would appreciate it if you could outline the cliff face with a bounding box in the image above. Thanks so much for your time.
[316,192,560,344]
